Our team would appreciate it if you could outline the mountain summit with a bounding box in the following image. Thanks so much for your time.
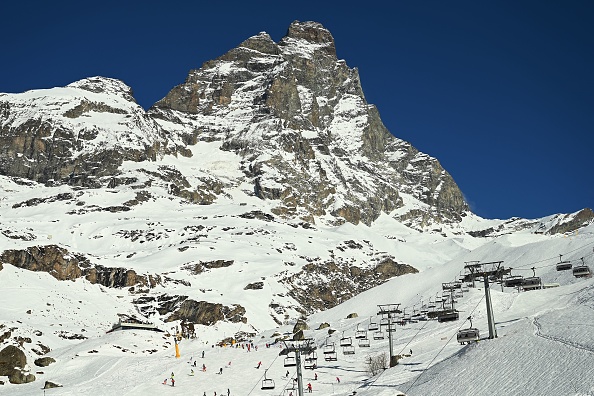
[149,20,468,227]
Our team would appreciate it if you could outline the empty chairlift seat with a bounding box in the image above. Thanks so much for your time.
[358,337,370,347]
[324,351,337,361]
[373,330,385,340]
[343,345,355,355]
[522,277,541,291]
[504,275,524,288]
[437,310,459,323]
[457,328,480,344]
[323,342,335,354]
[261,369,275,390]
[284,355,296,367]
[573,265,592,278]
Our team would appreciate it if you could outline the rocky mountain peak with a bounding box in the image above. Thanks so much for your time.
[238,32,279,55]
[66,77,136,103]
[282,20,336,57]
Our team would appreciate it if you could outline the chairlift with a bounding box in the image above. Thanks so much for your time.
[323,339,335,354]
[368,317,379,331]
[358,337,370,347]
[522,267,541,291]
[284,355,296,367]
[343,345,355,355]
[556,254,572,271]
[304,351,318,362]
[504,275,524,288]
[261,369,275,390]
[339,331,352,347]
[573,258,592,278]
[324,351,337,361]
[355,324,367,339]
[437,309,459,323]
[457,316,480,344]
[373,330,385,340]
[379,317,390,327]
[304,352,317,369]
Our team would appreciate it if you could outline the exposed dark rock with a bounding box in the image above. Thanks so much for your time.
[0,245,162,288]
[244,282,264,290]
[0,345,27,376]
[8,369,35,384]
[44,381,63,389]
[166,299,247,325]
[346,313,358,319]
[34,357,56,367]
[547,208,594,235]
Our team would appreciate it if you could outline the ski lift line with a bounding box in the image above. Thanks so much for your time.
[510,251,594,272]
[405,294,486,395]
[510,242,594,270]
[246,353,281,396]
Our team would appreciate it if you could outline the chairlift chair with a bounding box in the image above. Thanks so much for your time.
[368,321,379,331]
[373,330,385,340]
[284,355,296,367]
[522,277,541,291]
[343,345,355,355]
[261,369,275,390]
[355,324,367,339]
[457,317,480,344]
[379,317,390,327]
[504,275,524,288]
[324,351,337,361]
[437,310,459,323]
[323,341,335,354]
[556,254,573,271]
[573,258,591,278]
[339,331,352,347]
[358,337,370,347]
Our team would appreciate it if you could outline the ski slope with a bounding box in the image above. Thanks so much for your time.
[2,226,594,395]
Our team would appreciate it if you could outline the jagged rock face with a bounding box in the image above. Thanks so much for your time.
[546,208,594,235]
[0,77,177,187]
[151,20,468,226]
[166,299,247,325]
[282,256,418,312]
[0,245,161,288]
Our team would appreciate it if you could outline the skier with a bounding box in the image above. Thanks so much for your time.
[163,379,167,385]
[219,367,223,375]
[285,370,290,378]
[171,378,175,387]
[194,360,197,367]
[227,389,230,396]
[314,372,318,380]
[336,376,341,383]
[256,361,262,369]
[410,349,413,355]
[307,383,312,393]
[203,364,207,372]
[190,369,195,376]
[202,350,205,358]
[171,372,175,380]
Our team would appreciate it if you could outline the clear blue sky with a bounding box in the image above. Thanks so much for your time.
[1,1,592,220]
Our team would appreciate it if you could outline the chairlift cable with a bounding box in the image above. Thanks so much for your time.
[404,294,486,394]
[246,353,281,395]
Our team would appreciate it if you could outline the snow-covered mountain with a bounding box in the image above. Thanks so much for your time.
[1,20,593,394]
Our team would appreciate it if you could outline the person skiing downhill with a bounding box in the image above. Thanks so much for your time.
[256,361,262,369]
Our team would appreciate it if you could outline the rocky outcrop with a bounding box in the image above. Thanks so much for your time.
[0,77,178,187]
[547,208,594,235]
[34,357,56,367]
[283,257,418,312]
[0,345,27,376]
[0,245,161,288]
[166,299,247,325]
